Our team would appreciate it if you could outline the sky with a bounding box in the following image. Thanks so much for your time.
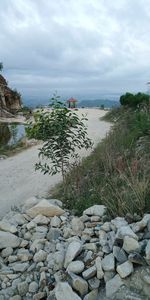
[0,0,150,103]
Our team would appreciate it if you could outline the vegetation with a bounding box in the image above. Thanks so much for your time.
[0,62,3,72]
[51,101,150,217]
[120,92,149,107]
[26,95,93,184]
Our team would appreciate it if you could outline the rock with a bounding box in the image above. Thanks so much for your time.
[88,277,100,289]
[33,292,46,300]
[123,236,140,253]
[106,274,123,298]
[0,221,17,233]
[67,261,85,274]
[51,216,61,227]
[17,249,32,261]
[83,205,106,217]
[69,273,88,297]
[32,214,50,225]
[128,252,146,265]
[71,217,84,234]
[26,199,64,217]
[10,296,21,300]
[132,214,150,232]
[33,250,47,262]
[95,256,104,279]
[104,271,116,282]
[117,261,133,278]
[11,262,29,272]
[83,289,98,300]
[145,240,150,261]
[26,221,36,230]
[28,281,39,293]
[83,243,97,252]
[101,253,115,271]
[55,282,81,300]
[1,247,13,258]
[116,226,138,240]
[47,228,62,241]
[17,281,28,296]
[0,231,20,249]
[39,271,46,288]
[82,266,97,280]
[113,246,127,263]
[64,241,82,268]
[111,217,128,229]
[22,196,39,212]
[11,213,27,225]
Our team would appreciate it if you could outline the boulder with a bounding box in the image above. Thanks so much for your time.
[0,231,20,249]
[64,241,82,268]
[123,236,140,253]
[117,261,133,278]
[116,225,138,240]
[101,253,115,271]
[69,273,88,297]
[82,266,97,280]
[83,205,106,217]
[67,261,85,274]
[71,217,84,234]
[26,199,64,217]
[55,282,81,300]
[106,274,123,298]
[95,256,104,279]
[83,289,98,300]
[0,221,17,234]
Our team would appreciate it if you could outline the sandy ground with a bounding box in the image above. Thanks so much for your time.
[0,109,111,217]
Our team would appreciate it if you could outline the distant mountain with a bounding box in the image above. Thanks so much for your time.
[78,99,119,108]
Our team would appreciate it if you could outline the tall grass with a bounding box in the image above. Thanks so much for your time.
[51,105,150,217]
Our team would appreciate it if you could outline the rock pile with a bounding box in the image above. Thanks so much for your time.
[0,197,150,300]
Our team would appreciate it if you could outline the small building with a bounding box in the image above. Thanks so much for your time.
[67,97,77,109]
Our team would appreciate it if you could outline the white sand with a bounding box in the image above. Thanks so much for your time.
[0,109,111,217]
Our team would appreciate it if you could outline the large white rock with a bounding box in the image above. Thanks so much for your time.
[64,241,82,268]
[123,236,140,253]
[67,261,85,274]
[146,240,150,261]
[55,282,81,300]
[22,196,38,211]
[32,214,50,225]
[26,199,64,217]
[117,261,133,278]
[82,266,97,280]
[132,214,150,233]
[116,226,138,240]
[95,257,104,279]
[0,231,20,249]
[111,217,128,229]
[101,253,115,271]
[106,274,123,298]
[83,205,106,217]
[83,289,98,300]
[69,273,88,297]
[71,217,84,234]
[0,221,17,233]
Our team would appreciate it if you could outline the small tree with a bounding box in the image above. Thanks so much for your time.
[27,95,93,183]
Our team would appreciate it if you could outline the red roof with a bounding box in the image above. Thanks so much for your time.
[67,97,77,102]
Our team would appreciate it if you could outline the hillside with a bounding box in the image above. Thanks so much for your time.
[78,99,118,108]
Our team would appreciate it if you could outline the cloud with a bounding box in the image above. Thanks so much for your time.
[0,0,150,101]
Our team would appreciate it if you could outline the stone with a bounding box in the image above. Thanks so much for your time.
[22,196,38,212]
[88,277,100,289]
[12,213,27,225]
[26,199,64,217]
[104,271,116,282]
[0,231,20,249]
[39,271,46,288]
[64,241,82,268]
[70,273,88,297]
[17,281,28,296]
[83,205,106,217]
[113,246,127,263]
[128,252,146,265]
[71,217,84,234]
[17,249,32,261]
[145,240,150,261]
[111,217,128,229]
[26,221,36,230]
[55,282,81,300]
[67,261,85,274]
[33,250,47,262]
[11,262,29,272]
[82,266,97,280]
[117,261,133,278]
[51,216,61,227]
[101,253,115,271]
[47,228,61,241]
[33,214,50,225]
[0,221,17,233]
[116,226,138,240]
[1,247,13,258]
[33,292,46,300]
[83,243,97,252]
[10,296,21,300]
[95,256,104,279]
[106,274,123,298]
[132,214,150,232]
[123,236,140,253]
[83,289,98,300]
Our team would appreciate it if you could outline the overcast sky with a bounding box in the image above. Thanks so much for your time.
[0,0,150,102]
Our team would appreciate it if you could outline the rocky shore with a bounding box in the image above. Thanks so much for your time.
[0,197,150,300]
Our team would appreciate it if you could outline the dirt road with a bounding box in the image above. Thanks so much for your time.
[0,109,110,217]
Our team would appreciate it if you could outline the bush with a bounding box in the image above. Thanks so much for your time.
[120,92,149,107]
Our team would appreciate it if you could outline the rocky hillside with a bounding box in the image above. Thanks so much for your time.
[0,74,21,117]
[0,197,150,300]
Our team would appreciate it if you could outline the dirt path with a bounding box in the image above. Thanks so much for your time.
[0,109,110,217]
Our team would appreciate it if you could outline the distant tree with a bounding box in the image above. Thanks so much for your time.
[100,104,105,110]
[0,62,3,72]
[120,92,149,107]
